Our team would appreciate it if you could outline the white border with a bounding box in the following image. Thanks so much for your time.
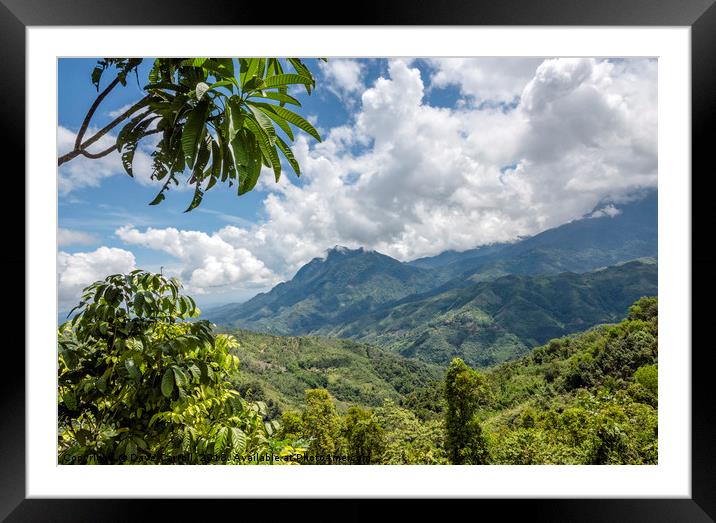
[27,26,690,498]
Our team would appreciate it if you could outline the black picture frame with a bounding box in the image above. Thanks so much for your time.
[2,0,713,521]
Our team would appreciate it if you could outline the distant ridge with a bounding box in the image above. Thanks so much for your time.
[205,190,657,367]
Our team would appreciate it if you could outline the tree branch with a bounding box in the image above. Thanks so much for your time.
[77,128,162,161]
[80,96,152,151]
[58,96,154,166]
[74,75,121,150]
[80,144,118,160]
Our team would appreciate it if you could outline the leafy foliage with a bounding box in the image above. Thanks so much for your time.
[57,270,298,464]
[301,389,342,456]
[480,296,659,464]
[373,400,448,464]
[342,406,385,464]
[85,58,323,210]
[444,358,490,464]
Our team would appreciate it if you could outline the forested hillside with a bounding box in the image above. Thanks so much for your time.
[323,260,657,367]
[266,296,658,464]
[212,260,656,368]
[208,247,438,332]
[221,329,443,414]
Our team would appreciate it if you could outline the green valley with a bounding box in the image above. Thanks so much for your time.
[221,329,443,414]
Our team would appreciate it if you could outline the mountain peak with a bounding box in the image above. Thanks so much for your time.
[327,245,363,256]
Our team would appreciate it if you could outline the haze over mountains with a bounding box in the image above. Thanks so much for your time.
[206,190,657,367]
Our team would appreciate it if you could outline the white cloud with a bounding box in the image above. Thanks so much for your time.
[58,227,98,247]
[589,204,622,219]
[57,246,136,305]
[115,225,278,294]
[107,102,136,118]
[318,59,365,104]
[428,58,544,104]
[58,126,159,194]
[101,57,656,297]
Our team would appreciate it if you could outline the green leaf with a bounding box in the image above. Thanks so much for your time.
[288,58,315,94]
[96,373,108,393]
[214,427,228,454]
[91,66,103,90]
[231,427,246,452]
[258,74,313,90]
[125,359,141,381]
[120,117,155,177]
[161,368,175,398]
[230,132,249,169]
[250,91,301,107]
[148,192,166,206]
[172,366,188,388]
[62,393,77,411]
[184,185,204,213]
[269,105,321,142]
[227,97,245,143]
[244,118,280,181]
[253,103,294,141]
[247,105,277,144]
[182,100,210,169]
[276,136,300,176]
[240,58,261,88]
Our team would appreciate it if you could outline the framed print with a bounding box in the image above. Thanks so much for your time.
[3,0,714,520]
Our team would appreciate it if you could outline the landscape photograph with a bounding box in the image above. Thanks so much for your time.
[57,56,658,465]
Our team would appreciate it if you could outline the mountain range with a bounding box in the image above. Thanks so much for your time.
[206,190,657,367]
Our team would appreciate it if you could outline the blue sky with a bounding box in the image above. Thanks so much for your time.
[58,57,657,312]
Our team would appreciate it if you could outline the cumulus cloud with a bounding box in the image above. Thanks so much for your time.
[108,58,657,294]
[58,126,159,194]
[115,225,278,294]
[58,227,98,247]
[58,246,136,305]
[428,58,544,105]
[318,59,365,104]
[241,58,655,268]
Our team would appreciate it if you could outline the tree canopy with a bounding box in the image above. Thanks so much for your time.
[58,58,323,211]
[57,270,298,464]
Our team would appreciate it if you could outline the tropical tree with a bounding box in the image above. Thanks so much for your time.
[444,358,490,464]
[342,406,385,464]
[58,58,323,211]
[374,399,447,465]
[57,270,285,464]
[301,389,342,461]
